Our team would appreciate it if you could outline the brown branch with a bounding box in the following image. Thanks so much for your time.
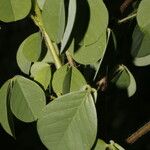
[126,121,150,144]
[120,0,134,13]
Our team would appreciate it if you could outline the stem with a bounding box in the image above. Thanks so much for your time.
[118,13,137,24]
[66,51,76,67]
[43,30,62,69]
[126,121,150,144]
[31,4,62,69]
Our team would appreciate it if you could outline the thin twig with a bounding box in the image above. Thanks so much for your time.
[118,13,137,24]
[126,121,150,144]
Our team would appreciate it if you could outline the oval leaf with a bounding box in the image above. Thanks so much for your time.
[0,0,31,22]
[31,62,51,90]
[131,25,150,66]
[70,31,107,64]
[17,44,32,74]
[42,0,65,43]
[37,90,97,150]
[111,65,136,97]
[137,0,150,33]
[0,80,15,137]
[52,64,86,96]
[82,0,108,46]
[21,32,42,62]
[10,76,46,122]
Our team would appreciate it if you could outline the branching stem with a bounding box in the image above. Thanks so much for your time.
[31,4,62,69]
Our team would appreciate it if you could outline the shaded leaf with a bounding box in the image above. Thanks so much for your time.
[131,25,150,66]
[52,65,86,96]
[61,0,77,53]
[10,76,46,122]
[93,28,111,80]
[31,62,51,90]
[17,32,42,74]
[0,80,15,137]
[81,0,108,46]
[37,90,97,150]
[0,0,31,22]
[111,65,136,97]
[22,32,42,62]
[70,31,107,65]
[42,0,65,43]
[17,42,32,75]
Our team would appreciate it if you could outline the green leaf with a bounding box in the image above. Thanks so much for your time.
[22,32,42,62]
[70,31,107,65]
[17,32,42,74]
[0,80,15,137]
[111,65,136,97]
[60,0,77,53]
[113,143,125,150]
[30,62,51,90]
[94,139,108,150]
[52,65,87,96]
[109,140,125,150]
[37,0,46,10]
[37,90,97,150]
[137,0,150,33]
[0,0,31,22]
[42,0,65,43]
[17,43,32,75]
[131,25,150,66]
[10,76,46,122]
[93,28,111,80]
[81,0,108,46]
[41,48,54,63]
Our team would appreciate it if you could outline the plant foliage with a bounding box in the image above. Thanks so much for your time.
[0,0,150,149]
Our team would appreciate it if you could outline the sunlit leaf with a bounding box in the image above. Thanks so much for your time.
[0,80,15,137]
[31,62,51,90]
[137,0,150,33]
[52,64,86,96]
[41,48,54,63]
[61,0,77,53]
[94,139,108,150]
[42,0,65,43]
[10,76,46,122]
[37,90,97,150]
[37,0,46,10]
[0,0,31,22]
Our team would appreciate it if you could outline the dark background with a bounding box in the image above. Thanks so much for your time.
[0,0,150,149]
